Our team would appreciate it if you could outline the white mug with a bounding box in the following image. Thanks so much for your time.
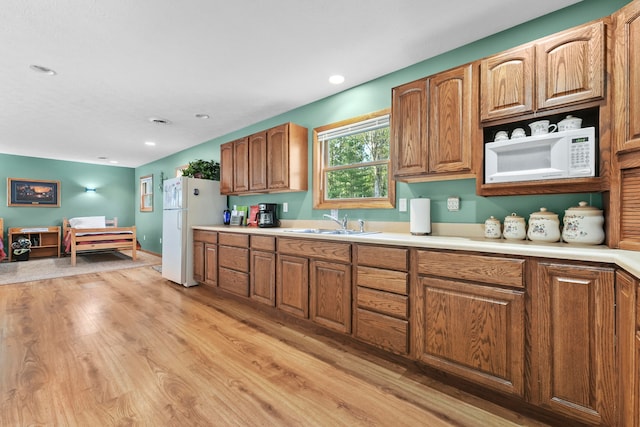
[529,120,557,135]
[511,128,526,139]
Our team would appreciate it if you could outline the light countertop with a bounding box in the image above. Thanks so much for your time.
[193,224,640,279]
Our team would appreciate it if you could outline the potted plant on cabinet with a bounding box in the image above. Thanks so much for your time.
[181,159,220,181]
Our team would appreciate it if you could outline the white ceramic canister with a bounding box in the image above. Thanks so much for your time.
[503,213,526,240]
[557,115,583,131]
[527,207,561,242]
[562,201,605,245]
[484,216,502,239]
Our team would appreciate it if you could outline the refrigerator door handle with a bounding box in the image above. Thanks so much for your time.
[177,211,182,230]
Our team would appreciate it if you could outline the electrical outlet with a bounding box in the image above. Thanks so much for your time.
[331,209,338,218]
[159,237,162,244]
[283,202,288,213]
[447,196,460,211]
[399,198,407,212]
[143,235,146,240]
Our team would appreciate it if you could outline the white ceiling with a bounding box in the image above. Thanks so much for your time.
[0,0,581,168]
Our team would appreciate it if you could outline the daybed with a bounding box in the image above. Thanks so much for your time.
[62,216,137,266]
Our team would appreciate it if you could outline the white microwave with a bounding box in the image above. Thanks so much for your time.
[484,127,596,184]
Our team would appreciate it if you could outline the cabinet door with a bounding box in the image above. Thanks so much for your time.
[251,250,275,306]
[267,123,289,190]
[614,1,640,153]
[233,137,249,193]
[636,334,640,427]
[276,254,309,318]
[530,262,616,426]
[310,260,351,334]
[193,240,204,283]
[249,131,267,191]
[536,21,604,110]
[414,276,525,397]
[480,45,535,121]
[617,270,638,427]
[391,79,428,176]
[220,142,234,195]
[204,243,217,287]
[428,64,473,173]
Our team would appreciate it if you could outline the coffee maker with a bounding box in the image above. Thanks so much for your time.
[257,203,279,228]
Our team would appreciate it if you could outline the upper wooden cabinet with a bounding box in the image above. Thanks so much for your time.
[221,122,308,195]
[220,142,234,194]
[480,21,605,122]
[220,137,249,195]
[391,63,475,181]
[613,0,640,154]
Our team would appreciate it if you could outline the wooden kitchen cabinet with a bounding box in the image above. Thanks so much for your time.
[414,250,526,397]
[220,138,249,195]
[391,78,428,177]
[613,0,640,154]
[529,261,616,426]
[249,131,267,191]
[277,237,351,331]
[218,232,250,297]
[354,244,409,355]
[250,235,276,306]
[617,270,639,427]
[193,230,217,288]
[221,122,308,195]
[310,260,351,333]
[480,20,605,122]
[392,64,475,181]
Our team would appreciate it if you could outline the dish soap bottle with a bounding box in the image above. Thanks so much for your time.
[223,208,231,225]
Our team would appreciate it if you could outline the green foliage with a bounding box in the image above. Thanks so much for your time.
[326,127,389,199]
[181,159,220,181]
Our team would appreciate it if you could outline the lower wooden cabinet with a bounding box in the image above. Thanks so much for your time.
[530,261,616,426]
[193,230,217,288]
[310,260,351,333]
[617,270,638,427]
[250,236,276,306]
[218,233,250,297]
[636,333,640,427]
[414,276,525,397]
[276,254,309,318]
[193,240,205,283]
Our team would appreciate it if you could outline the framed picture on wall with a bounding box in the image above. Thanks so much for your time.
[7,178,60,207]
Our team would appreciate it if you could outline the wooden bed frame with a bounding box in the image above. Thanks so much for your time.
[62,217,137,266]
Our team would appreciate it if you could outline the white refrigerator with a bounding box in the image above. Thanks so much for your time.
[162,176,226,287]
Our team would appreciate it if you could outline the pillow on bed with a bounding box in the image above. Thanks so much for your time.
[69,216,106,229]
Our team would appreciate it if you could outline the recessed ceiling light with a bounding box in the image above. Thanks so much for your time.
[97,156,108,160]
[109,160,119,164]
[145,141,156,146]
[195,113,210,119]
[148,117,171,125]
[329,74,345,84]
[29,64,56,75]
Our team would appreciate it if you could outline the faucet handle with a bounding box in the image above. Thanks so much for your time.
[358,219,365,232]
[342,214,348,229]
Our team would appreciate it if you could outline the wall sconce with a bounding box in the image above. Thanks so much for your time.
[85,187,97,192]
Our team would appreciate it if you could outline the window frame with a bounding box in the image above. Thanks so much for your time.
[313,108,395,209]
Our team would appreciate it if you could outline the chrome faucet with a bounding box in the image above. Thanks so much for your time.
[323,213,348,230]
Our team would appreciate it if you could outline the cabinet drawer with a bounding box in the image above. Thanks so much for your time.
[251,235,275,251]
[218,246,249,272]
[356,245,408,271]
[357,287,408,319]
[219,267,249,297]
[278,238,350,263]
[356,266,408,295]
[218,232,249,248]
[355,308,408,355]
[417,250,525,288]
[193,230,217,244]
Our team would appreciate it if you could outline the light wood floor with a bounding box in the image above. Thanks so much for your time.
[0,266,552,426]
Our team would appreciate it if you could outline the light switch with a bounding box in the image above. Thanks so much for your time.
[283,202,288,213]
[399,198,407,212]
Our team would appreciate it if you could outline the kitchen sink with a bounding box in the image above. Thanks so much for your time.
[283,228,380,236]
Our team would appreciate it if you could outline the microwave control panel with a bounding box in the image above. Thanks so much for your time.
[569,135,594,176]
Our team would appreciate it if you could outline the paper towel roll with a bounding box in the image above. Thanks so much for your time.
[410,198,431,235]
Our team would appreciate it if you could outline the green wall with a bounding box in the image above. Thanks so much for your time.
[136,0,628,253]
[0,153,135,236]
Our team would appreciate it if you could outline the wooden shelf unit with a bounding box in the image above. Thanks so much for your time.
[8,226,61,261]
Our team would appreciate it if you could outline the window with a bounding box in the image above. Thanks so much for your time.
[313,109,394,209]
[140,175,153,212]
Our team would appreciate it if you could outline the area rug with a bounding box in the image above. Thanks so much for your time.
[0,250,161,285]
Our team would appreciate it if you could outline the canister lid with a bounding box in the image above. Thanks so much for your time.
[504,212,524,221]
[530,207,558,218]
[565,201,602,216]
